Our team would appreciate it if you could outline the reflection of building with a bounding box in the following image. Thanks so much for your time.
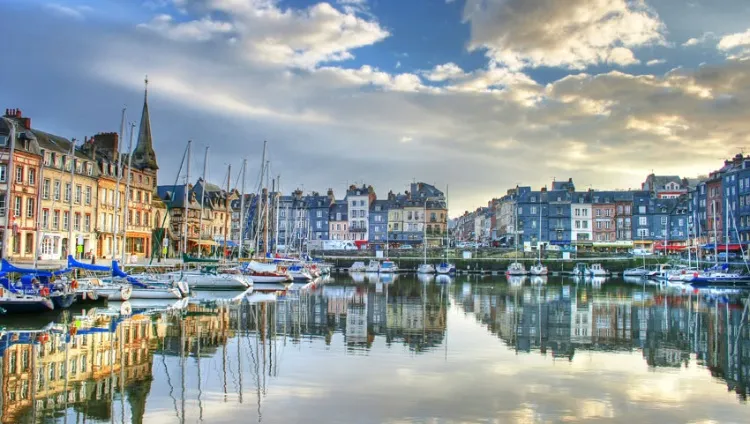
[1,313,156,423]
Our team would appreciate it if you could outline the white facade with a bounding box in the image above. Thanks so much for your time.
[571,203,592,242]
[347,194,369,241]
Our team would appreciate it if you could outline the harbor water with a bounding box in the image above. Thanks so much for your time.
[1,274,749,423]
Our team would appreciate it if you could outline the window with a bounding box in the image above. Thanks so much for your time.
[14,196,21,217]
[53,211,60,229]
[28,168,35,185]
[41,178,50,199]
[0,164,5,182]
[75,185,82,204]
[85,186,92,205]
[660,217,667,225]
[638,206,646,214]
[65,183,71,202]
[625,205,631,214]
[637,228,649,237]
[54,180,61,201]
[86,163,93,176]
[135,211,141,226]
[582,221,588,229]
[0,135,6,146]
[63,211,69,230]
[639,217,648,226]
[316,221,322,229]
[596,222,602,230]
[26,198,34,218]
[596,209,601,217]
[74,213,81,231]
[530,206,537,215]
[25,233,33,254]
[144,212,149,226]
[15,165,23,183]
[575,221,581,229]
[604,221,610,229]
[42,209,49,229]
[128,210,133,225]
[316,210,322,218]
[136,190,142,203]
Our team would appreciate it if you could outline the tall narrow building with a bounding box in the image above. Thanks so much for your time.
[124,77,159,261]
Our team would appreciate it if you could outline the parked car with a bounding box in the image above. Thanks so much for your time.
[399,244,414,250]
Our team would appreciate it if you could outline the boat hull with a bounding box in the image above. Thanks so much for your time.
[129,288,182,299]
[0,297,55,313]
[50,293,77,309]
[248,275,291,283]
[75,290,109,303]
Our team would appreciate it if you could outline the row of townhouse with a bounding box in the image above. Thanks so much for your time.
[0,84,161,262]
[229,182,448,252]
[455,176,695,252]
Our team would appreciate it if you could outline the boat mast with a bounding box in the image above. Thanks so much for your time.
[1,115,16,260]
[274,175,280,254]
[121,122,135,264]
[67,140,75,259]
[239,159,247,258]
[198,146,208,257]
[256,141,267,257]
[725,197,730,262]
[224,164,231,263]
[33,158,44,268]
[696,213,701,269]
[183,140,192,258]
[686,213,691,268]
[423,201,427,265]
[537,201,542,264]
[712,199,718,266]
[264,160,270,255]
[113,106,126,260]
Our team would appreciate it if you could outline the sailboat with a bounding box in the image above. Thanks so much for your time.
[417,203,435,274]
[506,197,527,276]
[529,203,548,276]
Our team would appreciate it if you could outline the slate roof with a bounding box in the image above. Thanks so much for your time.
[132,87,159,171]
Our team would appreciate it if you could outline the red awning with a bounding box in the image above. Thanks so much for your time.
[653,242,686,251]
[354,240,368,249]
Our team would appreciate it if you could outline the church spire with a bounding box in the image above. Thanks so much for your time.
[132,75,159,171]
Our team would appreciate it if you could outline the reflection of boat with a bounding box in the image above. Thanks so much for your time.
[365,272,380,283]
[530,275,548,285]
[417,273,435,284]
[623,276,647,284]
[507,275,528,286]
[436,275,454,284]
[350,272,367,283]
[378,273,397,284]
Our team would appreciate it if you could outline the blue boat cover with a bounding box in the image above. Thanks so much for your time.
[1,259,71,276]
[67,255,111,272]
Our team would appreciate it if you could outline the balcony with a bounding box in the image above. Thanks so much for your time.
[350,226,367,232]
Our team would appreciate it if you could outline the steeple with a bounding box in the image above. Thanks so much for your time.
[132,75,159,171]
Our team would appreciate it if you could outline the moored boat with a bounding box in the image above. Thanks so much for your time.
[417,263,436,274]
[380,260,399,273]
[529,263,548,276]
[506,262,527,276]
[436,262,456,275]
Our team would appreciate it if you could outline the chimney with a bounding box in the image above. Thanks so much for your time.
[15,109,21,118]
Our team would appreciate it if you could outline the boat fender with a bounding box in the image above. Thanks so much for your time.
[0,287,3,297]
[69,326,77,336]
[71,279,78,290]
[40,287,50,297]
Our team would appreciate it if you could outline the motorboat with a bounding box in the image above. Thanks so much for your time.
[506,262,527,276]
[287,264,313,281]
[350,261,367,272]
[154,268,252,290]
[68,256,183,300]
[0,260,77,310]
[380,260,399,273]
[572,263,588,277]
[623,266,649,278]
[366,260,381,273]
[417,263,436,274]
[436,262,456,275]
[589,263,608,277]
[243,261,292,283]
[529,263,548,276]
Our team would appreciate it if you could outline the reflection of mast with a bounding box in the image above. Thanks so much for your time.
[197,326,204,421]
[238,306,243,403]
[222,325,228,402]
[180,320,186,424]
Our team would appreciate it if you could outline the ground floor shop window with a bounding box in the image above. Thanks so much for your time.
[127,237,146,254]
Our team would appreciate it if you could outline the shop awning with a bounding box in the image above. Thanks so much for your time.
[216,239,238,248]
[701,243,743,251]
[189,239,218,246]
[653,242,686,251]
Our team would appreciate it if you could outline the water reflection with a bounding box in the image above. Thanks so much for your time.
[0,276,748,423]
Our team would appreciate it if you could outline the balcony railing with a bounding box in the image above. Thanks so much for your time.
[350,226,367,232]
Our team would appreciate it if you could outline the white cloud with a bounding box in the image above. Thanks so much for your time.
[44,3,90,20]
[138,14,233,42]
[646,59,666,66]
[424,63,466,81]
[718,28,750,51]
[682,32,716,47]
[399,136,413,143]
[462,0,665,70]
[395,61,401,69]
[140,1,389,68]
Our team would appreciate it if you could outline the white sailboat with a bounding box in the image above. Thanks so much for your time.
[437,185,456,275]
[507,196,527,275]
[529,202,548,276]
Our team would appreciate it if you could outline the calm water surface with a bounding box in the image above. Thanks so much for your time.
[1,274,749,423]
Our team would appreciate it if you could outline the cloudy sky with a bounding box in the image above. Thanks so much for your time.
[1,0,750,215]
